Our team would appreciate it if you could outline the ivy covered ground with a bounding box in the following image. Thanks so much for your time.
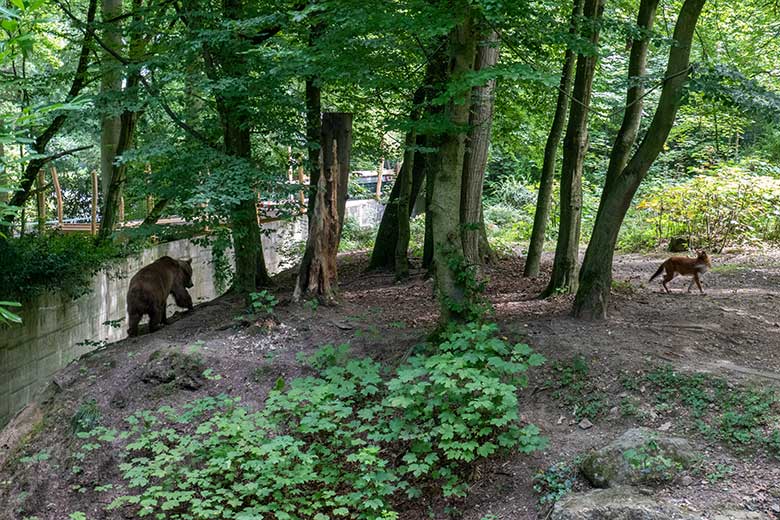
[1,250,779,519]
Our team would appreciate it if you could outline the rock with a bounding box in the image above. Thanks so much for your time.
[681,475,693,486]
[552,486,698,520]
[668,236,689,253]
[579,419,594,430]
[712,512,771,520]
[658,422,672,432]
[141,350,206,390]
[580,428,696,488]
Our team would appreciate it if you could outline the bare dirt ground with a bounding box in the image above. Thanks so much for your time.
[1,249,779,519]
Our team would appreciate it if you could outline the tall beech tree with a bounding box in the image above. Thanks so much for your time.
[100,0,122,200]
[524,0,583,278]
[430,3,477,322]
[543,0,604,297]
[461,29,499,269]
[573,0,707,319]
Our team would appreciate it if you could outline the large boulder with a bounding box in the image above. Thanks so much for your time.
[552,487,698,520]
[553,488,772,520]
[580,428,696,488]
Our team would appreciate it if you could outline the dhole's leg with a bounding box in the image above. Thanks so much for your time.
[128,311,141,337]
[687,276,695,293]
[662,272,675,293]
[693,272,704,294]
[148,305,162,332]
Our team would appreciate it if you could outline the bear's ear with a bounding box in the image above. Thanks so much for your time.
[186,258,192,265]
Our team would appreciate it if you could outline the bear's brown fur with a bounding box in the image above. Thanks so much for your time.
[127,256,194,336]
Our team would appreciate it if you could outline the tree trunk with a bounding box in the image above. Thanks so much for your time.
[6,0,97,219]
[369,42,447,272]
[36,169,46,234]
[98,0,144,241]
[295,113,352,303]
[141,198,169,226]
[573,0,706,319]
[98,109,137,241]
[524,0,583,278]
[461,29,499,269]
[395,129,415,280]
[367,135,427,270]
[100,0,122,200]
[431,6,477,322]
[543,0,604,297]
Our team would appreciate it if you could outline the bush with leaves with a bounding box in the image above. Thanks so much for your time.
[85,323,546,519]
[0,232,140,301]
[636,161,780,251]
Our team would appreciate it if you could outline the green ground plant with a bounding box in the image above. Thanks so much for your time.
[75,322,546,519]
[545,356,608,420]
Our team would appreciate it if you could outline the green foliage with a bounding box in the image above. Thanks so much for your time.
[339,216,376,252]
[79,322,545,519]
[646,366,780,454]
[545,356,607,420]
[70,399,101,434]
[0,233,138,301]
[0,300,22,326]
[248,290,278,315]
[622,438,682,482]
[532,461,577,505]
[636,162,780,250]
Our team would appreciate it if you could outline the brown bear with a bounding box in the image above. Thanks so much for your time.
[127,256,194,336]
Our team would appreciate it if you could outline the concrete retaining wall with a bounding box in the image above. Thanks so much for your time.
[0,200,383,428]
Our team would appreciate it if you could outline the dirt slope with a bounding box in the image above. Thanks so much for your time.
[1,250,779,519]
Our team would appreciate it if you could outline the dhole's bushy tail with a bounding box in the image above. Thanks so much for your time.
[649,262,665,281]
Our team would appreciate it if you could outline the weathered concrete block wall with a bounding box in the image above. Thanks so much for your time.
[0,200,383,429]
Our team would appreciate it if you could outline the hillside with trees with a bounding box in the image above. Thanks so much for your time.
[1,0,780,518]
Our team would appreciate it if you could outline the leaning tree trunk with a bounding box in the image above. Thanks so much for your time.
[100,0,122,200]
[367,135,427,270]
[431,5,477,323]
[6,0,97,220]
[573,0,706,319]
[295,113,353,303]
[524,0,583,278]
[371,43,448,272]
[461,29,499,269]
[543,0,604,297]
[395,129,416,279]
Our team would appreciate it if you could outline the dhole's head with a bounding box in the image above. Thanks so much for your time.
[696,250,712,267]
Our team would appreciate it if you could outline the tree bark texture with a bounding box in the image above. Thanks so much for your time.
[294,141,341,304]
[431,6,477,322]
[461,29,499,269]
[395,129,416,279]
[295,113,353,303]
[524,0,583,278]
[573,0,706,319]
[100,0,123,199]
[543,0,604,297]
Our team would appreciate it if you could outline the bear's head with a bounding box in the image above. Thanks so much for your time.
[178,258,194,288]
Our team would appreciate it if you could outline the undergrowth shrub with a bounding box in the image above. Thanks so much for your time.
[637,163,780,251]
[83,322,546,519]
[339,216,377,252]
[0,232,136,301]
